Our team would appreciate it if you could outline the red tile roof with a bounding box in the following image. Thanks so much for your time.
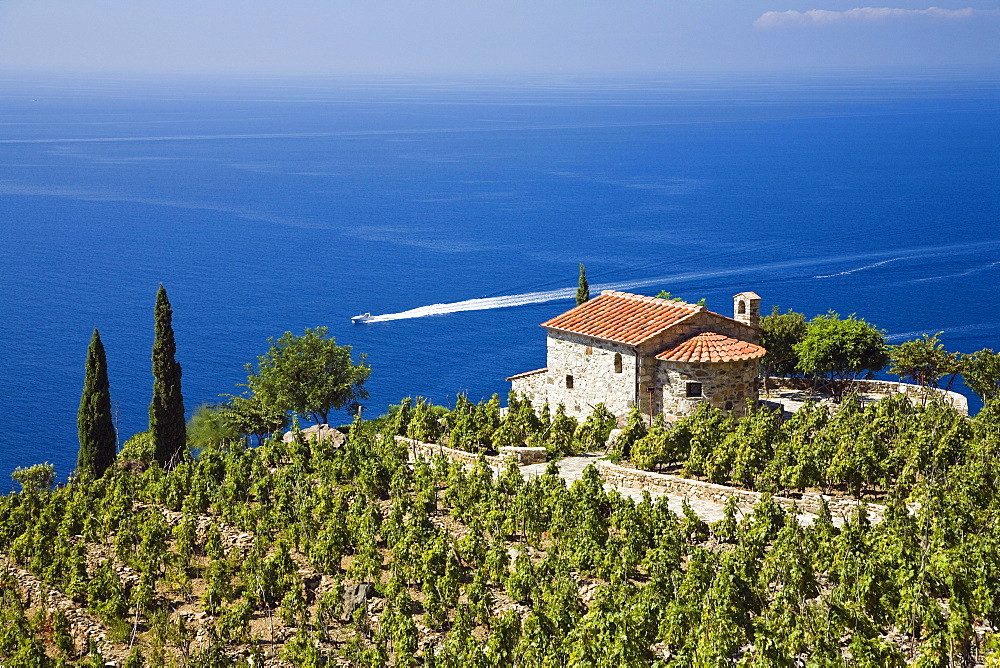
[506,367,547,381]
[656,331,766,364]
[542,291,703,345]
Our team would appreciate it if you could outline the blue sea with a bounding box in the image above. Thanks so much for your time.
[2,71,998,485]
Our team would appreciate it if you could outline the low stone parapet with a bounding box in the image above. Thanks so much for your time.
[595,459,885,521]
[498,446,548,465]
[765,377,968,415]
[395,436,540,466]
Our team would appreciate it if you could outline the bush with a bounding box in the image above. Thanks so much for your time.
[11,463,55,493]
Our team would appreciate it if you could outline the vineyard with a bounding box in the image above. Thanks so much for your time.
[3,391,1000,666]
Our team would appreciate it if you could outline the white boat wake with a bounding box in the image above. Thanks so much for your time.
[362,240,1000,324]
[367,272,730,322]
[368,287,578,322]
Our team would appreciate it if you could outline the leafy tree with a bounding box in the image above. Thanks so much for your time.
[656,289,683,301]
[576,263,590,305]
[220,392,288,446]
[760,306,807,390]
[77,328,117,477]
[246,327,370,424]
[149,284,186,466]
[656,290,706,306]
[962,348,1000,403]
[12,463,55,493]
[119,430,155,463]
[794,312,888,400]
[186,404,241,452]
[889,332,962,392]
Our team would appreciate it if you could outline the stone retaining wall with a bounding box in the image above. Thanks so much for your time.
[766,377,968,415]
[498,446,548,465]
[395,437,545,466]
[595,459,885,521]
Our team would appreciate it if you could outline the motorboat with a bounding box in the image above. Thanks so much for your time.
[351,312,374,324]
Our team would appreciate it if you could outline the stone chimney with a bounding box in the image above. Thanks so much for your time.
[733,292,761,328]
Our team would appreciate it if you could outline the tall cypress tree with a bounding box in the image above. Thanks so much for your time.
[576,263,590,305]
[149,284,186,466]
[77,328,117,477]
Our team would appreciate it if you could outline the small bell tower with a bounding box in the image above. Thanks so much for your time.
[733,292,761,328]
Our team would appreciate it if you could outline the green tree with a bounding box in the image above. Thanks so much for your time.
[77,328,117,477]
[186,404,241,452]
[576,263,590,305]
[655,289,706,305]
[11,462,55,493]
[962,348,1000,403]
[119,430,155,463]
[220,392,288,446]
[794,312,888,401]
[655,290,683,302]
[246,327,370,424]
[889,331,962,394]
[760,306,807,391]
[149,284,186,466]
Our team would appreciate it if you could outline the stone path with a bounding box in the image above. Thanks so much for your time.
[517,453,832,526]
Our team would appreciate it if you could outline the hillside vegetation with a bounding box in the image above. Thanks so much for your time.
[2,393,1000,666]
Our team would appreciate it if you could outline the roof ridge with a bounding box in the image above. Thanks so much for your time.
[600,290,704,311]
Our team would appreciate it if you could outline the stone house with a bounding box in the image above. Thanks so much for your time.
[508,290,766,421]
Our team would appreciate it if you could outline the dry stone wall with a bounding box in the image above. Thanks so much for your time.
[595,459,886,522]
[767,377,969,415]
[395,437,545,466]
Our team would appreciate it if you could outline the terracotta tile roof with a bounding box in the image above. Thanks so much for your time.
[656,331,766,364]
[541,291,703,345]
[506,367,547,381]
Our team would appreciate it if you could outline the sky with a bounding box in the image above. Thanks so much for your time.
[0,1,997,76]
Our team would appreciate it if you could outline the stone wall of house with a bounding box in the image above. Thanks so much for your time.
[519,331,637,420]
[509,368,549,406]
[766,377,969,415]
[649,358,760,419]
[595,459,885,522]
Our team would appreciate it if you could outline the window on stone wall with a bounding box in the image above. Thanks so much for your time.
[686,382,702,398]
[737,300,746,315]
[566,375,574,389]
[614,353,623,373]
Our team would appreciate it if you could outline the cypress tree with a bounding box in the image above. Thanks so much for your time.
[77,328,117,477]
[149,284,186,466]
[576,263,590,305]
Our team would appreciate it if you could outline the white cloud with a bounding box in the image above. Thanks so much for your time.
[755,6,1000,28]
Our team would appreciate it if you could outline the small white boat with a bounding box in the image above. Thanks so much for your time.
[351,312,374,324]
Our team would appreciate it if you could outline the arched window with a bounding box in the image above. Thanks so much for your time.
[614,353,623,373]
[737,300,746,315]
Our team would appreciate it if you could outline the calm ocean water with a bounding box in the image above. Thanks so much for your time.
[1,72,998,484]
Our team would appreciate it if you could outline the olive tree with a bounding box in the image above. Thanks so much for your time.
[962,348,1000,403]
[889,332,962,392]
[760,306,807,393]
[245,327,370,425]
[794,312,888,401]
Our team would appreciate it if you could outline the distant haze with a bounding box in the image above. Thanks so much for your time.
[1,0,998,76]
